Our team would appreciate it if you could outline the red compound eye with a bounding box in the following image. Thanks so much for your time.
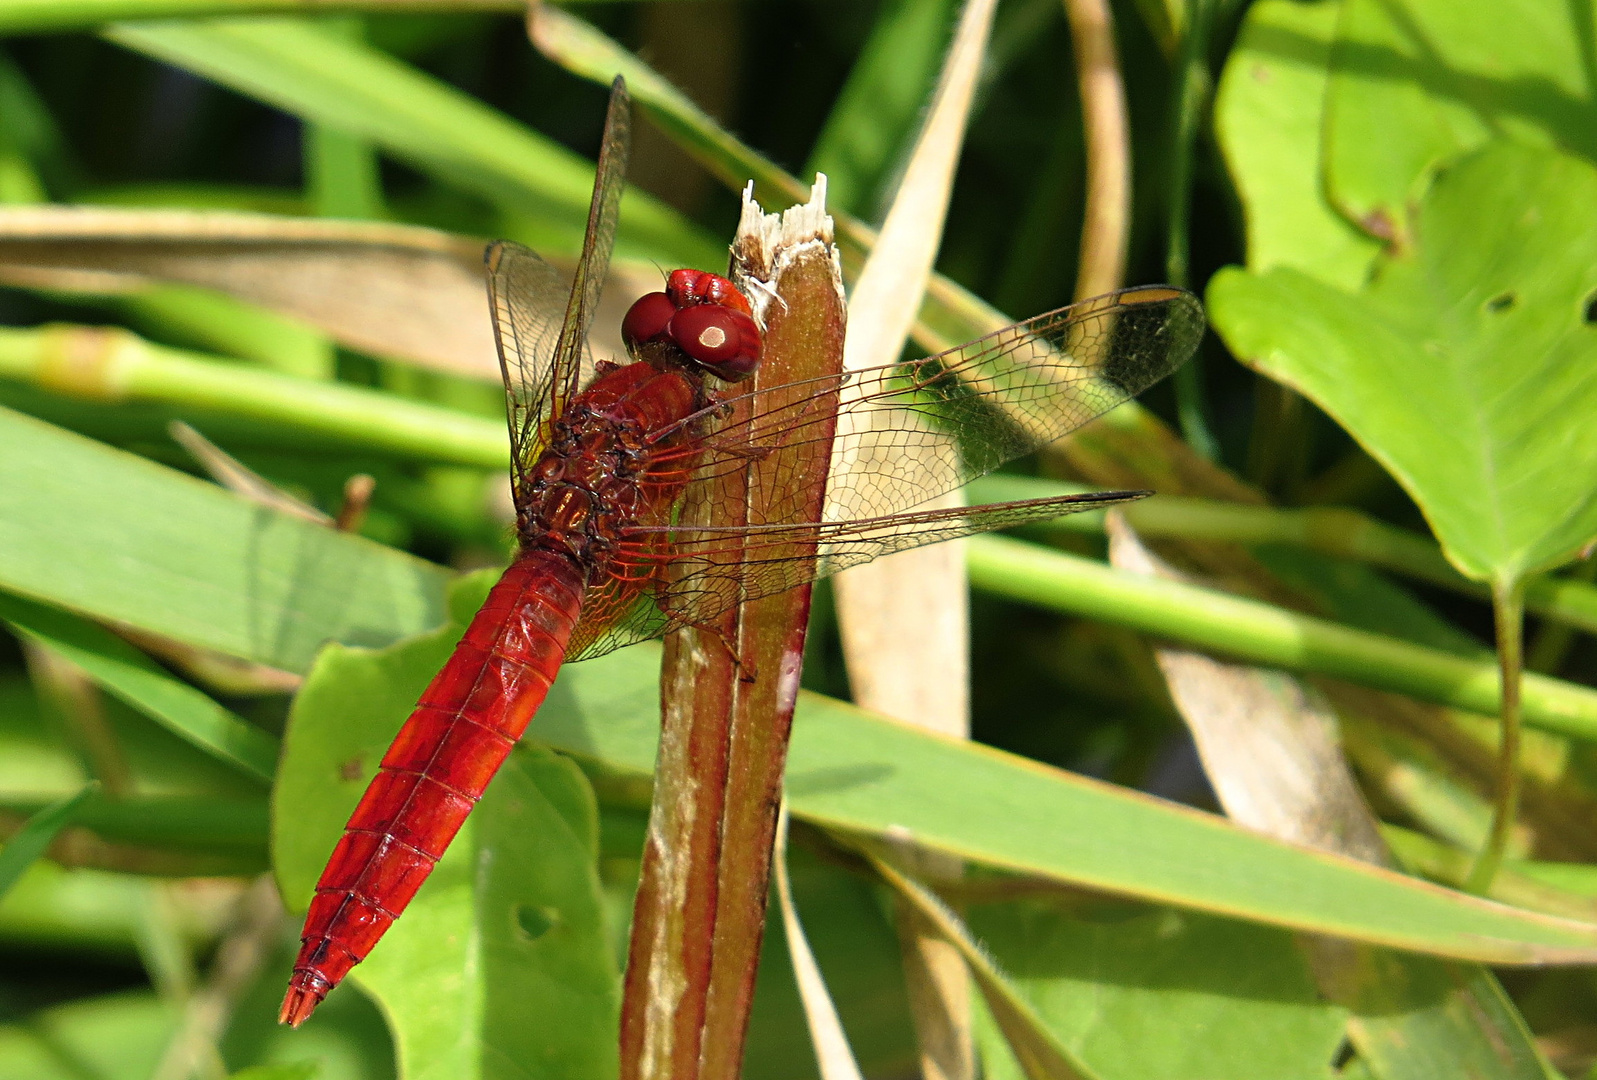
[668,303,762,381]
[620,291,676,351]
[665,269,753,316]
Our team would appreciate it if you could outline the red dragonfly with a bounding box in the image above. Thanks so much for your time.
[280,79,1204,1026]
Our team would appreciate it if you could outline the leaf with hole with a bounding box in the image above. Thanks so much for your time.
[1209,141,1597,585]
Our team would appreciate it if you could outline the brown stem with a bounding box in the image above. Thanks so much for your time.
[618,184,844,1080]
[1061,0,1130,300]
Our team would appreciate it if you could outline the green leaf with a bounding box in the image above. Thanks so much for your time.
[541,645,1597,963]
[0,592,278,781]
[970,903,1346,1080]
[229,1064,320,1080]
[0,990,173,1080]
[1212,0,1380,287]
[804,0,955,220]
[1324,0,1597,244]
[361,746,618,1080]
[0,404,450,674]
[1209,142,1597,584]
[103,17,721,270]
[274,588,618,1079]
[0,782,95,899]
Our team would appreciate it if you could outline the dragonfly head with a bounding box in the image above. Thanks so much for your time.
[622,270,763,383]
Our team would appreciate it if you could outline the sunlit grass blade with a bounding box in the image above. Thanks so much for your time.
[0,405,451,674]
[104,17,720,269]
[0,322,506,466]
[0,592,278,782]
[0,783,97,900]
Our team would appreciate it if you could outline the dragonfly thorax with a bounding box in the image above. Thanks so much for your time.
[517,358,704,568]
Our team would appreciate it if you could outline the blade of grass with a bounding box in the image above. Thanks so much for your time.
[0,783,98,900]
[1063,0,1131,301]
[104,17,720,268]
[863,849,1090,1080]
[0,204,494,377]
[824,4,997,1074]
[0,405,451,673]
[774,803,866,1080]
[0,0,520,34]
[0,592,279,782]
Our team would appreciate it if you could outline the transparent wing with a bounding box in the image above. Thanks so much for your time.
[566,491,1142,661]
[485,239,571,492]
[486,77,632,495]
[565,285,1204,660]
[648,284,1205,530]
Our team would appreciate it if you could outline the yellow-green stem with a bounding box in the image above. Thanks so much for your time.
[1466,580,1525,893]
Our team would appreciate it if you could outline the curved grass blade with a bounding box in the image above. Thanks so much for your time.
[0,782,97,901]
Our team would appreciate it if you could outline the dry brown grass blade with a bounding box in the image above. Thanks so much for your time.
[826,3,998,1077]
[0,205,493,374]
[1061,0,1131,301]
[619,181,845,1080]
[1106,514,1387,859]
[0,205,671,378]
[1106,516,1560,1079]
[773,804,866,1080]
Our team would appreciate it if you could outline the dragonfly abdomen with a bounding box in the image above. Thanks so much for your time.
[280,549,585,1026]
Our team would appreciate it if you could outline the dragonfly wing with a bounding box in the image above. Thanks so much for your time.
[486,78,631,497]
[652,286,1204,530]
[486,239,570,492]
[565,490,1145,661]
[550,77,630,429]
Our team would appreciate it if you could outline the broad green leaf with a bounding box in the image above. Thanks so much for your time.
[0,591,278,780]
[1209,142,1597,584]
[103,17,721,270]
[0,782,95,899]
[229,1064,320,1080]
[356,748,618,1080]
[275,586,617,1080]
[1212,0,1379,287]
[1324,0,1597,243]
[0,991,172,1080]
[970,903,1345,1080]
[0,404,450,674]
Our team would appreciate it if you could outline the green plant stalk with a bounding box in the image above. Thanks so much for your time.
[1466,581,1526,892]
[966,474,1597,634]
[965,534,1597,740]
[0,323,507,467]
[1165,0,1218,460]
[1382,824,1597,922]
